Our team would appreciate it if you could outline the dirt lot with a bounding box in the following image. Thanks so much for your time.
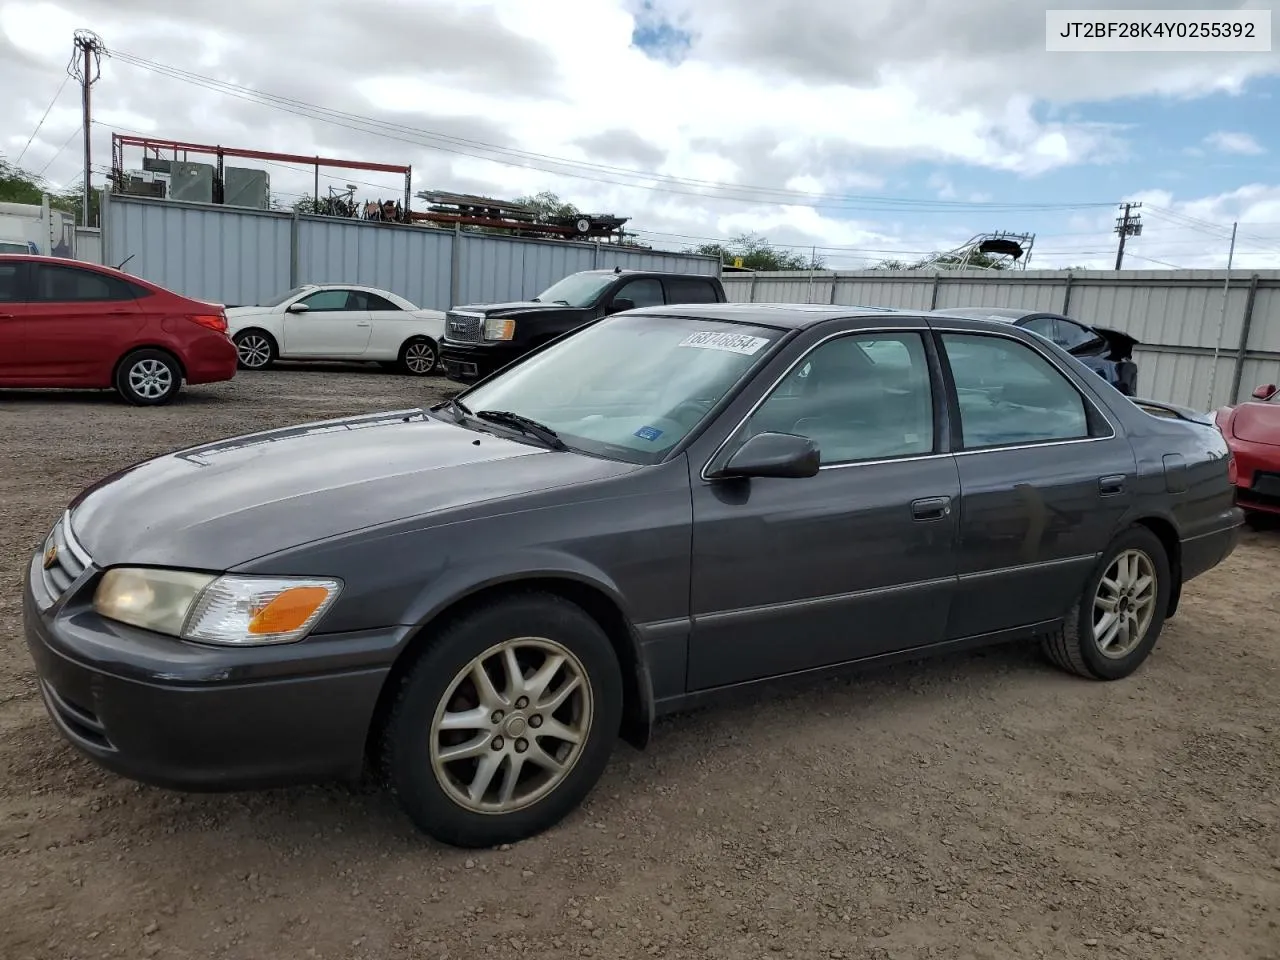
[1,367,1278,960]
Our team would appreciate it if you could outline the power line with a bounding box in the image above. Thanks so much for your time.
[108,49,1116,215]
[14,74,71,165]
[37,124,82,177]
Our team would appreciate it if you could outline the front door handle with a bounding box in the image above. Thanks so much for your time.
[911,496,952,521]
[1099,475,1126,496]
[355,321,371,327]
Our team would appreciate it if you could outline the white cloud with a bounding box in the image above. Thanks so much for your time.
[1203,131,1267,155]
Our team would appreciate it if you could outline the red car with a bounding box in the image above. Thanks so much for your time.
[1215,382,1280,520]
[0,255,236,405]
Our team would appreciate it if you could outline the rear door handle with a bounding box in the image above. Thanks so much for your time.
[911,496,952,521]
[1099,475,1126,496]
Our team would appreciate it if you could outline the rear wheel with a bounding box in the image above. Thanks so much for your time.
[398,337,438,376]
[115,349,182,406]
[381,593,622,847]
[1042,526,1171,680]
[233,330,277,370]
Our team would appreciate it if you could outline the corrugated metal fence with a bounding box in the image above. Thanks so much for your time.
[101,193,719,312]
[723,269,1280,409]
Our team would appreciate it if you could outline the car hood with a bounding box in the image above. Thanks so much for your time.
[452,301,585,315]
[1231,402,1280,445]
[224,305,272,324]
[67,410,638,570]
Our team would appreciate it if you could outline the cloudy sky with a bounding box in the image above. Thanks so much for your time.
[3,0,1279,270]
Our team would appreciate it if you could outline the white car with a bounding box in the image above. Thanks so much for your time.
[225,284,447,375]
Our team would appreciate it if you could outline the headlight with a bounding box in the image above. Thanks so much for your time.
[483,317,516,341]
[94,568,342,646]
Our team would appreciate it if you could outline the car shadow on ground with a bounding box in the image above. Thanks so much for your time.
[0,388,228,406]
[23,639,1055,851]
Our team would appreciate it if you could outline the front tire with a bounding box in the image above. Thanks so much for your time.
[115,349,182,406]
[398,337,438,376]
[1042,526,1171,680]
[233,329,277,370]
[381,593,622,848]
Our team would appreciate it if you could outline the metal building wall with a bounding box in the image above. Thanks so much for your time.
[103,194,718,313]
[104,193,291,307]
[73,227,102,264]
[296,217,452,310]
[728,268,1280,408]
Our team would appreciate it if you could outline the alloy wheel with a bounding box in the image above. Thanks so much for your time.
[236,335,272,369]
[430,637,592,814]
[405,342,436,374]
[1092,548,1157,659]
[127,358,173,400]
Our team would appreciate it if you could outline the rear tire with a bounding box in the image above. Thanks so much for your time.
[398,336,438,376]
[233,329,277,370]
[381,592,622,848]
[115,349,182,406]
[1042,526,1171,680]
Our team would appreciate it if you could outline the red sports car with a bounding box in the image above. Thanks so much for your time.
[1215,383,1280,520]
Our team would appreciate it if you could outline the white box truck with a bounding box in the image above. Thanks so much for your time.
[0,197,77,257]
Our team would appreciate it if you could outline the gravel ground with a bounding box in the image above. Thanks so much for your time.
[1,367,1278,960]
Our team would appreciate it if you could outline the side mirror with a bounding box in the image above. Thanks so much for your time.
[607,297,635,315]
[713,432,820,480]
[1252,383,1278,401]
[287,302,310,314]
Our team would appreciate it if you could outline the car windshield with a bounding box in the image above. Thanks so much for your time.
[532,272,615,307]
[457,313,785,464]
[257,285,312,307]
[0,241,30,254]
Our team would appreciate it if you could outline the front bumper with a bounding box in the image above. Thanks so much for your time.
[23,545,405,791]
[439,340,524,384]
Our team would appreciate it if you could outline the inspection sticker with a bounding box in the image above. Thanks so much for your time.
[678,331,770,355]
[634,425,664,441]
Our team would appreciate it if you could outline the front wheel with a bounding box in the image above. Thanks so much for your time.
[1042,526,1171,680]
[115,349,182,406]
[398,337,438,376]
[381,593,622,847]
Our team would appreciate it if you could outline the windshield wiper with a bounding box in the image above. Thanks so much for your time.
[474,410,568,450]
[430,396,473,423]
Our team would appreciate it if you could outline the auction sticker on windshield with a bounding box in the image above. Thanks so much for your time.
[679,331,770,355]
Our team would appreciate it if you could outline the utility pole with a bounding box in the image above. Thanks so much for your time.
[1113,201,1142,270]
[1205,221,1239,410]
[70,30,106,228]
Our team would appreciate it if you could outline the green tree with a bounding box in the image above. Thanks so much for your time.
[1,157,100,225]
[688,232,825,271]
[515,190,581,222]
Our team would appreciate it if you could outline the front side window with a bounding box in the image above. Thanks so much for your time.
[297,289,355,312]
[942,333,1089,448]
[459,314,784,464]
[0,262,25,302]
[32,264,135,302]
[742,332,935,465]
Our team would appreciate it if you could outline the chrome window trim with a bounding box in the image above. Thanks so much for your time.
[699,322,1121,482]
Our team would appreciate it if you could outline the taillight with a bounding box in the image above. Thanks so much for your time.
[1226,452,1238,485]
[187,313,228,334]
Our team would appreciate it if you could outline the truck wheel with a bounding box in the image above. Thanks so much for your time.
[398,337,438,376]
[1042,526,1170,680]
[381,592,623,848]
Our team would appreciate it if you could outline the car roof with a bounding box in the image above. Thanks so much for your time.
[927,306,1047,323]
[627,302,939,331]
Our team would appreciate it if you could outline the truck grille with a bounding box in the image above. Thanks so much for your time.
[446,311,484,344]
[40,512,92,603]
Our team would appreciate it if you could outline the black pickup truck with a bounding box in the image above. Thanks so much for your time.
[439,267,727,384]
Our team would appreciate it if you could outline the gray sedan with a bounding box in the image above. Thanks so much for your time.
[23,304,1242,848]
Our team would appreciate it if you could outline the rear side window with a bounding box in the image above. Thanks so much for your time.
[33,264,137,302]
[664,277,719,304]
[0,262,27,302]
[359,292,401,311]
[942,333,1089,448]
[1057,319,1102,351]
